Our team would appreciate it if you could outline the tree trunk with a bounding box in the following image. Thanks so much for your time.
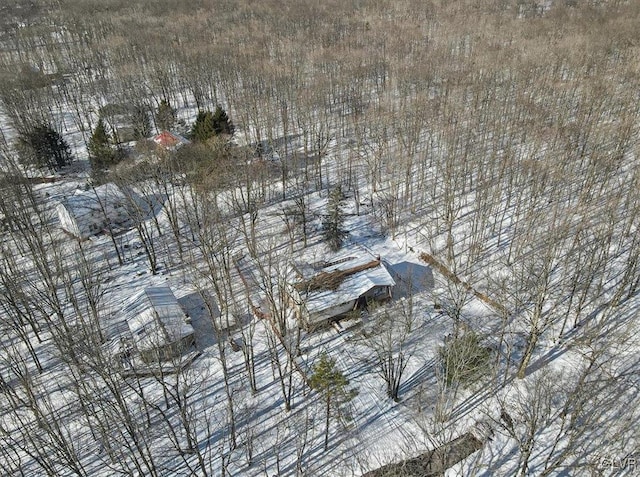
[324,393,331,451]
[517,329,539,379]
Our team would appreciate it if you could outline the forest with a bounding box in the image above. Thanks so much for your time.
[1,0,640,475]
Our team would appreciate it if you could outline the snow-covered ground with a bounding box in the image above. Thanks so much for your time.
[2,6,640,472]
[2,132,635,475]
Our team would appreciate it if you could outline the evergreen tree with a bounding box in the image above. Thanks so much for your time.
[155,99,177,132]
[438,330,492,387]
[309,352,357,450]
[212,105,234,136]
[88,119,119,182]
[323,185,347,251]
[190,110,216,142]
[88,119,112,162]
[17,123,72,171]
[190,107,234,142]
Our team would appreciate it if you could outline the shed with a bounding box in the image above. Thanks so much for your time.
[124,287,195,363]
[153,131,190,150]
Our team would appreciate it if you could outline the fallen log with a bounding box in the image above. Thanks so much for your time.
[362,431,485,477]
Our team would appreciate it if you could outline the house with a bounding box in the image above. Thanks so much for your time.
[291,246,395,330]
[123,287,195,363]
[57,183,138,239]
[152,130,190,150]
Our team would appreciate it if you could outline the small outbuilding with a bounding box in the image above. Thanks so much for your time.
[124,287,195,363]
[57,183,137,239]
[153,131,190,150]
[291,246,395,330]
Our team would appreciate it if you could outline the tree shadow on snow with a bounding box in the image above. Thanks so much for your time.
[137,193,167,220]
[386,260,434,299]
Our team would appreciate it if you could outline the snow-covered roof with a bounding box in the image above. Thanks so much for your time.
[62,183,127,211]
[153,131,190,149]
[295,246,395,317]
[57,183,135,238]
[124,287,194,353]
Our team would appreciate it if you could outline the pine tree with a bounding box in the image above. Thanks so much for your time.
[309,352,357,450]
[323,185,347,251]
[190,107,234,142]
[212,105,234,136]
[88,119,112,162]
[17,123,73,171]
[190,110,216,142]
[438,330,492,387]
[155,99,177,132]
[88,119,119,181]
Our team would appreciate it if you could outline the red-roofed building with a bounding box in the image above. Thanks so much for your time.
[153,131,190,150]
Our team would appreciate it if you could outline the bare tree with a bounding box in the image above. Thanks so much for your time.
[358,300,416,401]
